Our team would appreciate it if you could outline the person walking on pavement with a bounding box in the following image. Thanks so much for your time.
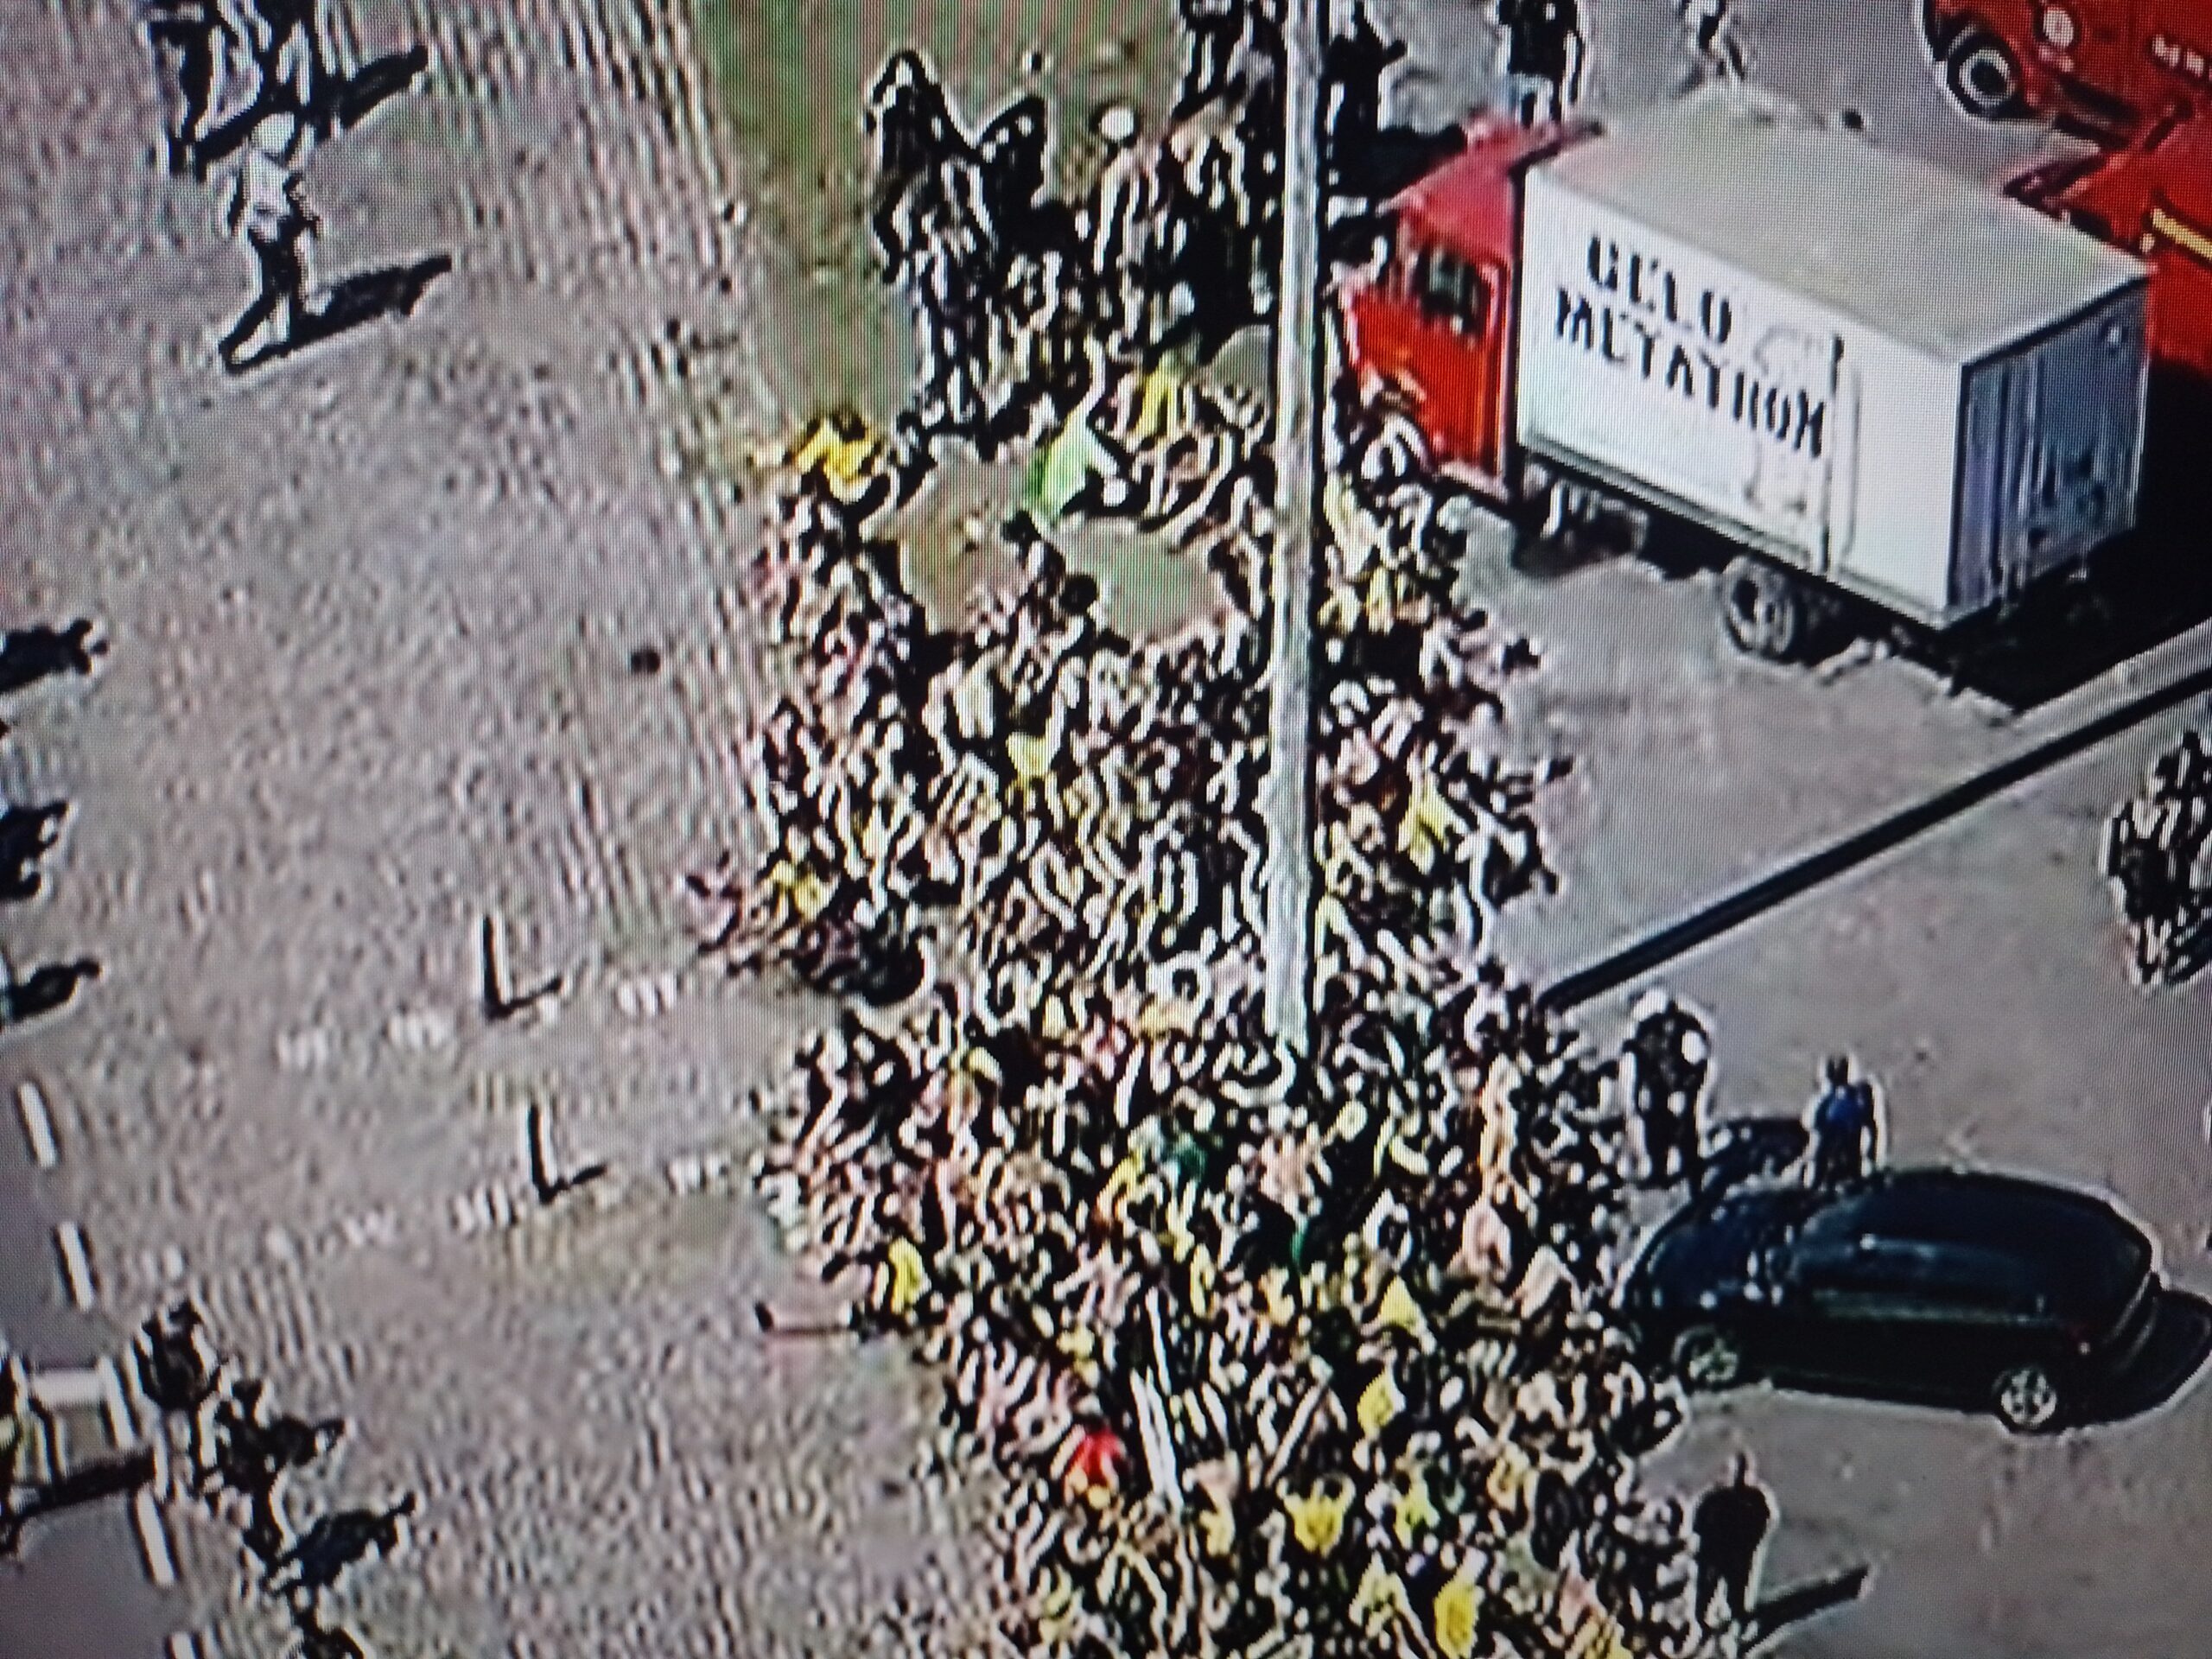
[1679,0,1748,86]
[143,0,240,176]
[238,0,337,133]
[1494,0,1585,127]
[1325,1,1408,173]
[134,1298,222,1500]
[1808,1055,1878,1186]
[1692,1452,1774,1629]
[219,111,318,370]
[0,1353,60,1554]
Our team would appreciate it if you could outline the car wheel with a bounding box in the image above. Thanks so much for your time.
[1992,1362,2066,1433]
[1672,1325,1747,1393]
[1719,557,1805,661]
[1947,27,2026,119]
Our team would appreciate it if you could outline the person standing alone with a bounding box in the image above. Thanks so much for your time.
[219,111,318,370]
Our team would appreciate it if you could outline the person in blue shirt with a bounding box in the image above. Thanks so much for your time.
[1808,1056,1878,1185]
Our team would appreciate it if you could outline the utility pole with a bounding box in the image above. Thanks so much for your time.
[1262,0,1325,1055]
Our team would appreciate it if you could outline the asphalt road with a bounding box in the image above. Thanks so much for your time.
[0,1102,173,1659]
[1376,3,2212,1655]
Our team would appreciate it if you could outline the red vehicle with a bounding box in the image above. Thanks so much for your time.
[2007,103,2212,384]
[1922,0,2212,130]
[1342,116,1577,502]
[1342,96,2154,660]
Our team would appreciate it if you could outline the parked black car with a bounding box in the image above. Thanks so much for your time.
[1621,1167,2159,1433]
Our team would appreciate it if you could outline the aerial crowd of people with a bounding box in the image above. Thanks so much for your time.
[686,6,1839,1656]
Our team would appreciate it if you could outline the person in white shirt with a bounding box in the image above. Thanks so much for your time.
[219,112,318,369]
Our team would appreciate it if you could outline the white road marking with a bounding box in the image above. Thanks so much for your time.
[135,1488,178,1588]
[55,1221,96,1309]
[168,1634,201,1659]
[99,1357,136,1449]
[29,1363,105,1410]
[16,1080,57,1167]
[386,1006,457,1052]
[276,1027,337,1071]
[614,969,679,1019]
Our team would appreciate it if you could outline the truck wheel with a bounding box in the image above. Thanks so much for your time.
[1946,26,2025,119]
[1719,557,1807,661]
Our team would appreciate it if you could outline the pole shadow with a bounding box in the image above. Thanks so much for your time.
[229,254,453,374]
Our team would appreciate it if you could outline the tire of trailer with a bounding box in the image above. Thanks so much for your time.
[1719,556,1809,662]
[1946,25,2026,119]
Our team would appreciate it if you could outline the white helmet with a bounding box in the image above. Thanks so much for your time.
[1097,105,1140,147]
[252,111,301,162]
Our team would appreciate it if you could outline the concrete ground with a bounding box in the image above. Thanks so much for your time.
[0,1,994,1655]
[6,1,2207,1656]
[1382,4,2212,1656]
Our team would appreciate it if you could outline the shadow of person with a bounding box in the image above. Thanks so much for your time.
[325,46,432,137]
[3,958,102,1027]
[0,620,105,696]
[13,1446,156,1526]
[1745,1564,1872,1651]
[2078,1287,2212,1427]
[232,255,454,373]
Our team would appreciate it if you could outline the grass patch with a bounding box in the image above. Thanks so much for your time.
[688,0,1179,424]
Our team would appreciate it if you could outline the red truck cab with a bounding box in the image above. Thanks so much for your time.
[1341,116,1583,499]
[2008,104,2212,382]
[1923,0,2212,132]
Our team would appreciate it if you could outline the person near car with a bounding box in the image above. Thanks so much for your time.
[1692,1451,1774,1628]
[1492,0,1584,127]
[1808,1055,1879,1185]
[1623,989,1712,1192]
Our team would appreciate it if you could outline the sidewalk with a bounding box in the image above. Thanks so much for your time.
[0,1,987,1653]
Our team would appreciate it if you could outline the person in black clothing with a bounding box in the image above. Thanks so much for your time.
[1808,1055,1878,1186]
[1622,990,1712,1191]
[1494,0,1584,126]
[134,1299,221,1497]
[976,93,1052,253]
[1324,1,1408,170]
[866,51,969,276]
[1693,1452,1774,1627]
[1177,0,1248,116]
[0,803,69,902]
[143,0,236,176]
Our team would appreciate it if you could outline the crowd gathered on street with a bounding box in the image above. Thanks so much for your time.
[690,6,1869,1655]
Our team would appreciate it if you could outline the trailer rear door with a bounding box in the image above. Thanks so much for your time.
[1953,286,2149,614]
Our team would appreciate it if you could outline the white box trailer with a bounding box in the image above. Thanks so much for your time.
[1511,92,2152,633]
